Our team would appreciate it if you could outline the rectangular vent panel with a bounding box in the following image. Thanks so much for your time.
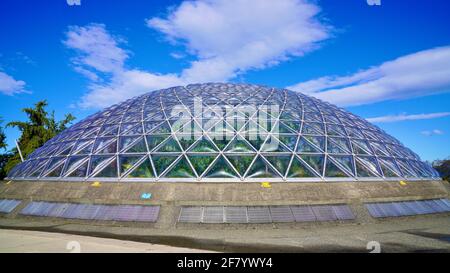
[365,199,450,218]
[0,199,21,214]
[20,201,159,222]
[178,204,355,223]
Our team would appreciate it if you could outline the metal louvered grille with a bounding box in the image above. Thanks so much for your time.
[0,199,21,213]
[365,199,450,218]
[20,201,160,222]
[178,204,355,223]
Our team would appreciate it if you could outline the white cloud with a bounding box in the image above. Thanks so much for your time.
[66,1,330,109]
[288,46,450,106]
[366,112,450,123]
[0,71,28,95]
[421,129,444,136]
[64,24,184,108]
[63,24,128,74]
[147,0,330,82]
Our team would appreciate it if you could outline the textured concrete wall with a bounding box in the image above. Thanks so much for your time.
[0,180,448,228]
[0,180,448,204]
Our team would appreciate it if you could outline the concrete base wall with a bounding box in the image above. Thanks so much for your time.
[0,180,449,228]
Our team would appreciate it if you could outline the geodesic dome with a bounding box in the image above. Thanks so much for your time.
[7,83,439,182]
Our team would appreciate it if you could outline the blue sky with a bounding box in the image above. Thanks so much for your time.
[0,0,449,162]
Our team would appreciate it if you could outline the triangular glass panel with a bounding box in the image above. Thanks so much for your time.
[240,119,265,134]
[146,134,170,152]
[28,159,49,177]
[274,121,296,134]
[188,137,218,152]
[325,157,350,178]
[125,137,147,153]
[43,157,65,176]
[63,156,87,176]
[370,142,390,156]
[279,111,296,120]
[296,137,321,153]
[345,126,365,139]
[89,156,114,176]
[93,157,118,177]
[120,122,138,134]
[151,154,178,176]
[355,160,374,177]
[149,121,172,134]
[228,118,247,131]
[155,136,182,152]
[127,157,154,178]
[119,136,140,152]
[380,162,400,177]
[225,154,255,176]
[207,119,235,134]
[208,133,233,150]
[204,156,239,178]
[277,134,298,151]
[57,144,74,156]
[303,135,325,152]
[178,119,202,135]
[45,162,65,177]
[246,133,268,151]
[164,156,196,178]
[356,156,381,177]
[351,139,373,155]
[93,137,117,154]
[327,137,350,154]
[299,154,324,176]
[260,135,290,152]
[280,120,301,133]
[121,123,143,135]
[287,156,317,178]
[303,112,322,122]
[330,155,354,176]
[144,120,164,133]
[72,140,92,155]
[81,127,100,138]
[396,159,417,177]
[187,154,218,176]
[245,156,280,178]
[264,154,292,177]
[302,122,324,135]
[224,136,255,153]
[201,117,221,131]
[75,142,93,155]
[66,160,88,177]
[378,158,401,177]
[119,155,145,176]
[326,124,346,137]
[99,124,119,136]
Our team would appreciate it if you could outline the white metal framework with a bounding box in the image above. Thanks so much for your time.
[6,83,439,182]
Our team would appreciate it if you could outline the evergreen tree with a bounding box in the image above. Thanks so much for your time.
[4,100,75,175]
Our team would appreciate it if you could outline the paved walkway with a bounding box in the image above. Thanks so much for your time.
[0,229,213,253]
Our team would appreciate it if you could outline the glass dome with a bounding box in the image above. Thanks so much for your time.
[6,83,439,182]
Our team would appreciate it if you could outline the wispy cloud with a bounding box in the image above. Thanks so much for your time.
[366,112,450,123]
[0,71,28,95]
[288,46,450,106]
[65,0,331,108]
[421,129,444,136]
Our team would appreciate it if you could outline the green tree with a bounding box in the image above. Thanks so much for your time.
[433,158,450,182]
[4,100,75,175]
[0,118,12,180]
